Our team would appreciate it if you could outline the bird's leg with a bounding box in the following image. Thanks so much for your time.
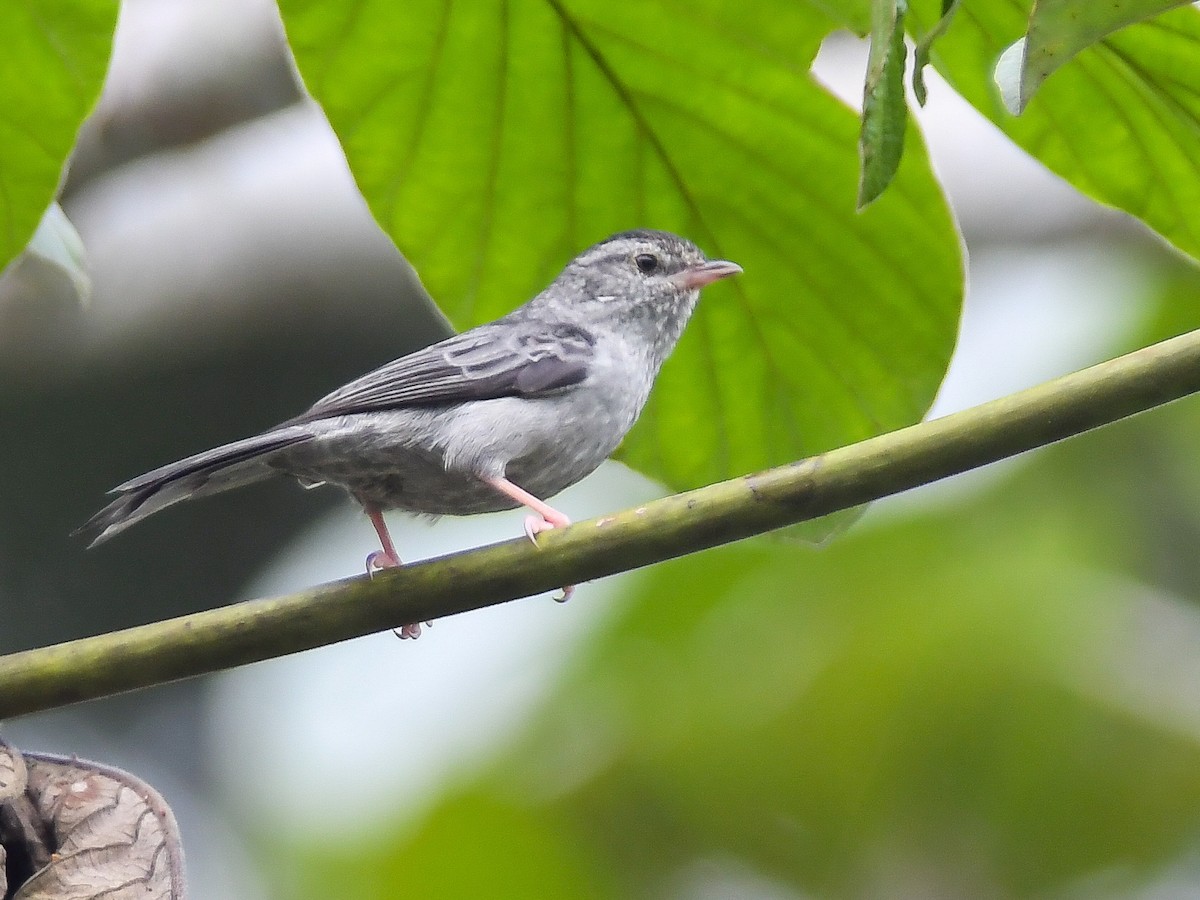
[480,475,574,602]
[365,506,402,570]
[480,476,571,538]
[363,505,427,640]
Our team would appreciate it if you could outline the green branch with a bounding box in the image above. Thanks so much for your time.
[2,328,1200,719]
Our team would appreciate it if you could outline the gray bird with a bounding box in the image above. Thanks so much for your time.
[80,230,741,635]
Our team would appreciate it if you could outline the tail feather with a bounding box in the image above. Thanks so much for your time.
[78,427,314,546]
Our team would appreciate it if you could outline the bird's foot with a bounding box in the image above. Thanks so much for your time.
[364,550,429,640]
[395,621,429,640]
[522,511,571,544]
[479,477,576,602]
[521,513,575,603]
[366,550,401,573]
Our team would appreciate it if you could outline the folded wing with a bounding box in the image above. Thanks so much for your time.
[288,319,596,423]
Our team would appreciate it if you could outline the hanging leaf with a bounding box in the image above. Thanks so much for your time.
[859,0,910,207]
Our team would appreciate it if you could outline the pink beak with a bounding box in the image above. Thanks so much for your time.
[675,259,743,290]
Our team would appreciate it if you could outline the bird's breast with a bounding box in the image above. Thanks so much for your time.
[444,340,654,489]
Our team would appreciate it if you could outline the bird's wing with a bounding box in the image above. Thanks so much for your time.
[288,319,596,423]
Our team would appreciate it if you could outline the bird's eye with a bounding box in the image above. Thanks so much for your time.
[634,253,660,275]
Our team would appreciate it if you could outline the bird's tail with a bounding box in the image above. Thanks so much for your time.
[77,426,315,546]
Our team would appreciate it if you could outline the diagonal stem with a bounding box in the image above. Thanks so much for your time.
[2,328,1200,719]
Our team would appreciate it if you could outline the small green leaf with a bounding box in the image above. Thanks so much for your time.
[1000,0,1193,113]
[859,0,910,207]
[0,1,117,269]
[281,1,963,531]
[912,0,962,105]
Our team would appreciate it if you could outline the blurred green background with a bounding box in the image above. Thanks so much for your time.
[4,1,1200,899]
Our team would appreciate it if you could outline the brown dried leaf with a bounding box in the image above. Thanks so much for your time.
[0,736,28,798]
[13,754,186,900]
[0,737,53,879]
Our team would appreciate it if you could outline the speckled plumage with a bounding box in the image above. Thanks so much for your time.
[79,230,741,547]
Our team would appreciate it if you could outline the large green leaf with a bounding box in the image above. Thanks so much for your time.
[0,1,116,269]
[915,0,1200,263]
[280,1,962,502]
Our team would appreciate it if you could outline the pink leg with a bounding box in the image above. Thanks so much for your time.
[366,507,402,570]
[481,476,575,602]
[364,506,426,640]
[481,476,571,539]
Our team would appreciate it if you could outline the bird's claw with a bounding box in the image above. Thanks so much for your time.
[522,510,571,545]
[523,514,553,544]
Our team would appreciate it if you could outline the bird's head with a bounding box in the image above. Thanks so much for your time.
[538,229,741,355]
